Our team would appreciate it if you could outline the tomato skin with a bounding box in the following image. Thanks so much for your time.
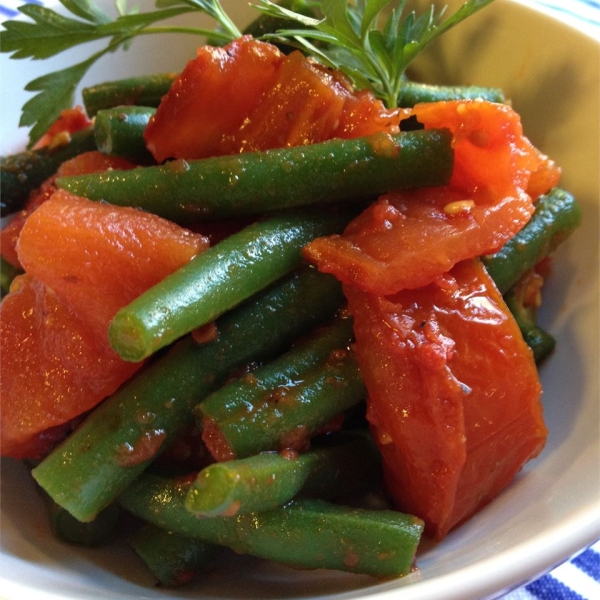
[219,50,347,154]
[526,148,561,200]
[345,259,546,539]
[144,38,399,162]
[304,101,552,295]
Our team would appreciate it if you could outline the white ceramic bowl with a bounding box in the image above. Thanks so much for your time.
[1,1,599,599]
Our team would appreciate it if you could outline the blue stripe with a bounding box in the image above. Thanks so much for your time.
[546,5,600,26]
[572,547,600,582]
[0,0,44,19]
[526,574,586,600]
[0,6,19,18]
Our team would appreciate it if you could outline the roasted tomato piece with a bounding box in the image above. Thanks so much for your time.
[145,36,284,162]
[1,191,207,458]
[0,151,137,269]
[32,106,92,150]
[16,190,208,339]
[0,274,140,459]
[409,100,549,198]
[345,259,546,539]
[304,101,553,295]
[304,185,534,294]
[144,37,399,161]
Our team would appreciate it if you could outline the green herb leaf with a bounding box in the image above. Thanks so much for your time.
[0,6,100,59]
[257,0,497,107]
[20,54,100,144]
[1,0,496,147]
[155,0,241,38]
[0,0,241,147]
[94,7,197,35]
[59,0,112,24]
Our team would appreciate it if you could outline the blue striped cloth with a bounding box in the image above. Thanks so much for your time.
[501,541,600,600]
[0,1,598,599]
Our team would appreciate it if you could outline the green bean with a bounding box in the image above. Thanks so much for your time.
[397,81,505,107]
[94,106,156,164]
[521,324,556,363]
[32,268,344,522]
[504,286,556,363]
[482,188,582,294]
[199,315,355,425]
[200,346,366,460]
[48,502,121,547]
[1,128,96,215]
[82,73,178,117]
[110,210,352,362]
[130,524,220,587]
[55,129,454,223]
[185,433,382,517]
[1,257,23,297]
[118,474,424,578]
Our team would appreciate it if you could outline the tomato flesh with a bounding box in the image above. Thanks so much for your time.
[345,259,546,539]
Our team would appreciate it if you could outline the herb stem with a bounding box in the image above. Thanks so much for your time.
[134,27,232,42]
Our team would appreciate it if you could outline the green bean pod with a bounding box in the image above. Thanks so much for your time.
[482,188,582,294]
[130,524,220,587]
[94,106,156,164]
[48,502,121,547]
[119,474,424,578]
[504,285,556,363]
[185,433,382,517]
[82,73,178,117]
[55,129,454,223]
[200,315,355,424]
[200,346,366,460]
[397,81,505,107]
[109,210,352,362]
[1,128,96,215]
[32,268,345,522]
[1,257,23,297]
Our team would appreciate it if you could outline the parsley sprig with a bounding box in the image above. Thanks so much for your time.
[1,0,495,148]
[255,0,496,108]
[0,0,241,147]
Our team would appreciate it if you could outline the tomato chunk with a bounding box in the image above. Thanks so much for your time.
[0,274,141,459]
[144,37,399,161]
[0,151,136,269]
[145,37,284,162]
[345,259,546,539]
[16,189,208,338]
[32,106,92,150]
[1,191,208,458]
[304,101,552,295]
